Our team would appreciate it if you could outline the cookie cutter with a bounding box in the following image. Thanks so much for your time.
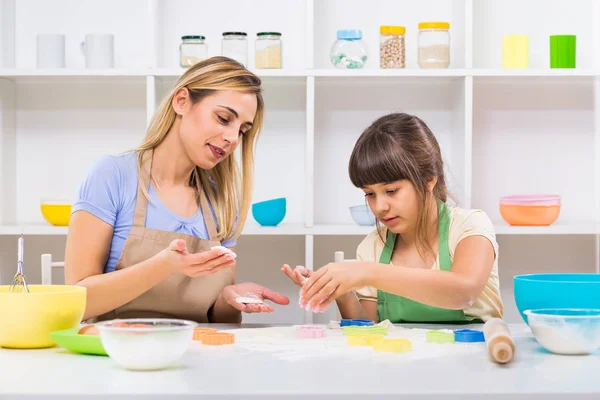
[340,319,374,327]
[343,325,388,336]
[296,325,326,339]
[372,338,412,353]
[201,332,235,345]
[193,328,218,341]
[454,329,485,343]
[426,330,455,344]
[347,334,384,346]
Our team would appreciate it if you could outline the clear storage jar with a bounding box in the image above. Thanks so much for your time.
[222,32,248,66]
[330,29,368,69]
[418,22,450,68]
[380,26,406,69]
[179,36,207,68]
[255,32,282,69]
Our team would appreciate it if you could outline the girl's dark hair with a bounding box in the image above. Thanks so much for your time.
[348,113,450,259]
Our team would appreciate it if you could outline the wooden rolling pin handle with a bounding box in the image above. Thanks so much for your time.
[483,318,515,364]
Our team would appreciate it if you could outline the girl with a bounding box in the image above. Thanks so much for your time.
[66,57,289,323]
[283,113,503,323]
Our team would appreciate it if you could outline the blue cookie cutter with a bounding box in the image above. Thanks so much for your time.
[340,319,374,327]
[454,329,485,343]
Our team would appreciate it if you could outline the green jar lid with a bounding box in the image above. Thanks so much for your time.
[257,32,281,36]
[182,35,205,40]
[223,32,247,36]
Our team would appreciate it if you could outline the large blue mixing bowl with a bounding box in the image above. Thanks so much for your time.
[514,273,600,324]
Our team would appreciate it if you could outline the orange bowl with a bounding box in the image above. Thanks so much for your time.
[499,204,560,226]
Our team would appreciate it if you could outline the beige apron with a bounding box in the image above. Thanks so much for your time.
[95,149,234,323]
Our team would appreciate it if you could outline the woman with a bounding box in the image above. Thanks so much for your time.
[65,57,289,323]
[283,113,503,323]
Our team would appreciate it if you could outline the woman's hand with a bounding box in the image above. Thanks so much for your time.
[300,263,369,312]
[281,264,311,287]
[158,239,236,277]
[221,282,290,313]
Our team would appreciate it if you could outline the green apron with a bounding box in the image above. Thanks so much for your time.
[376,201,481,324]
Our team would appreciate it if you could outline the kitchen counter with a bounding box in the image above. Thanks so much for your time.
[0,323,598,399]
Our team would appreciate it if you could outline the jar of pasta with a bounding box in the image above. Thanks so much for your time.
[380,26,406,69]
[179,35,207,68]
[417,22,450,68]
[255,32,282,69]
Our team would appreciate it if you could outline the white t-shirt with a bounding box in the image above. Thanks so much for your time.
[354,206,504,322]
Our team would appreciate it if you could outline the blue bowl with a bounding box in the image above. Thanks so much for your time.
[514,273,600,324]
[252,198,286,226]
[349,204,376,226]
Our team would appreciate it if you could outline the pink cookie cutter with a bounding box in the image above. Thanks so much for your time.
[296,325,326,339]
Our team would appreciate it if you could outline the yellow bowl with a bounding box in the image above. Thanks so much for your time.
[0,285,86,349]
[40,203,72,226]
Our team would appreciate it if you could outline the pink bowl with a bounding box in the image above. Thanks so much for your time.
[499,195,561,206]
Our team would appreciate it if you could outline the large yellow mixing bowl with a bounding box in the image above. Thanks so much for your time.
[40,204,72,226]
[0,285,86,349]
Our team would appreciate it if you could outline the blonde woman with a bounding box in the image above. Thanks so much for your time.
[65,57,289,323]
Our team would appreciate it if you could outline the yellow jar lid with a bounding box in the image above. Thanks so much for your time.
[380,26,406,35]
[418,22,450,30]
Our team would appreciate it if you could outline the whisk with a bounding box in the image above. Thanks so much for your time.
[9,233,29,293]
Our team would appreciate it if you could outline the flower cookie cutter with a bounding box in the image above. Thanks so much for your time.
[296,325,326,339]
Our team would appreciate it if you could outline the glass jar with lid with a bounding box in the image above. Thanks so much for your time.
[179,35,207,68]
[221,32,248,66]
[417,22,450,68]
[380,26,406,69]
[255,32,282,69]
[330,29,368,69]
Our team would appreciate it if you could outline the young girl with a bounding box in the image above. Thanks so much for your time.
[283,113,503,323]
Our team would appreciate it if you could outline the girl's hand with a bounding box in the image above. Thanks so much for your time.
[221,282,290,313]
[300,263,369,312]
[281,264,311,287]
[158,239,236,278]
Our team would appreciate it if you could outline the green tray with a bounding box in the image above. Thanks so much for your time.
[49,328,108,356]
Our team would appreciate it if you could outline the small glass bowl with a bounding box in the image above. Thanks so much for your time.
[96,318,197,370]
[525,309,600,355]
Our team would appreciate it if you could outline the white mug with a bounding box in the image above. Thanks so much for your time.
[36,34,65,68]
[80,34,114,68]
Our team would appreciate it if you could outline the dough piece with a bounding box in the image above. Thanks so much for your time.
[211,245,237,259]
[78,325,99,335]
[235,296,264,304]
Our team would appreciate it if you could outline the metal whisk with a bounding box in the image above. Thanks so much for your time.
[9,233,29,293]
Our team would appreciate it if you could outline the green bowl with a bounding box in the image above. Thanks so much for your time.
[49,328,107,356]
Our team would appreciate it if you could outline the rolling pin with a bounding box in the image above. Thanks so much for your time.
[483,318,515,364]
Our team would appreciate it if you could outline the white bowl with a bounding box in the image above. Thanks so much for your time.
[349,204,376,226]
[96,318,197,370]
[525,309,600,355]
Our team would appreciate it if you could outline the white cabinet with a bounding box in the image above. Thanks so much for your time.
[0,0,597,324]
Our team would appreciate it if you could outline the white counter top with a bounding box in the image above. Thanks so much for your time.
[0,323,598,399]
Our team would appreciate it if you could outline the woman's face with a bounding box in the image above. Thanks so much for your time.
[174,89,257,169]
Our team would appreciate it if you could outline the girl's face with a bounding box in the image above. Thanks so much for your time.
[362,180,421,234]
[174,89,257,169]
[362,178,437,234]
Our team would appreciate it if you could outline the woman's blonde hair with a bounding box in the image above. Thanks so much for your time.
[136,56,264,242]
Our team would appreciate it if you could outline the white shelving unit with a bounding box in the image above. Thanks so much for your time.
[1,0,599,324]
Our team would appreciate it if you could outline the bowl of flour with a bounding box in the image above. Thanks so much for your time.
[525,308,600,355]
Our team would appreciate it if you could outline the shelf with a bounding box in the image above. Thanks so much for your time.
[1,68,599,80]
[5,223,598,236]
[493,223,600,235]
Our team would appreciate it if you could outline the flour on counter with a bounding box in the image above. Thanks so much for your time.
[215,325,483,363]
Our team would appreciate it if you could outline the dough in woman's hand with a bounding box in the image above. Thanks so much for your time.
[211,245,237,259]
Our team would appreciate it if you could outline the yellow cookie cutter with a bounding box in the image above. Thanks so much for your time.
[347,334,384,346]
[372,338,412,353]
[343,325,388,336]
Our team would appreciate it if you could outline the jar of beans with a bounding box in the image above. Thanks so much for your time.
[379,26,406,69]
[417,22,450,68]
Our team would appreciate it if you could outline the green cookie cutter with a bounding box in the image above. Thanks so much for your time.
[426,330,455,344]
